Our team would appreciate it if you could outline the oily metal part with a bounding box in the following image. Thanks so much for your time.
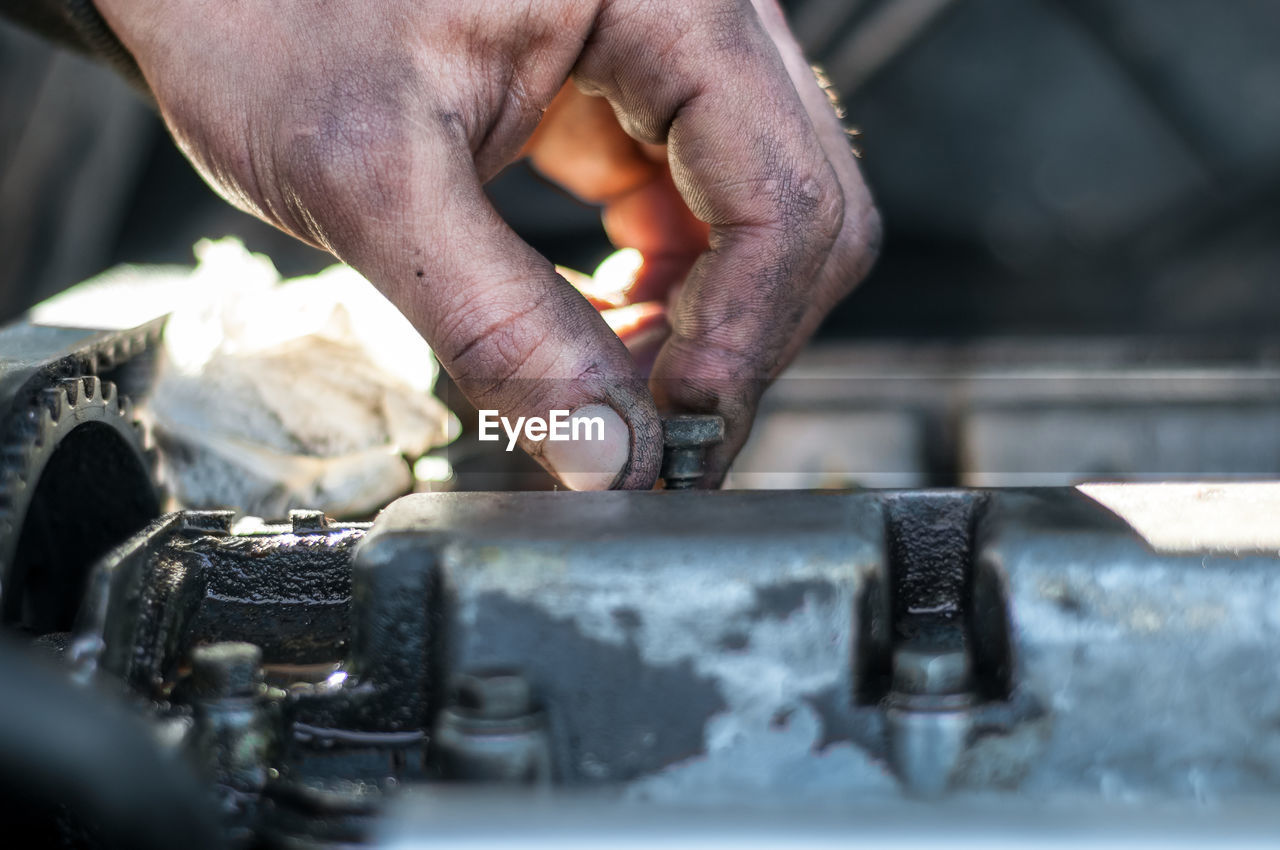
[365,490,894,794]
[72,510,367,696]
[54,484,1280,849]
[374,790,1280,848]
[0,318,165,409]
[660,414,725,489]
[0,319,165,630]
[0,375,160,630]
[11,311,1280,844]
[972,489,1280,797]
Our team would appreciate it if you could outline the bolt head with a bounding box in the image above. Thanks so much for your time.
[662,415,725,448]
[290,509,329,534]
[190,642,263,698]
[453,670,533,719]
[182,511,236,535]
[892,643,971,696]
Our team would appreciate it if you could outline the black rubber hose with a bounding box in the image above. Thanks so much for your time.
[0,640,225,850]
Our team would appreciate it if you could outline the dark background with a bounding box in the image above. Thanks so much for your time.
[4,0,1280,337]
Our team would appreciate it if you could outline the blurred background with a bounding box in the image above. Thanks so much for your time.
[4,0,1280,493]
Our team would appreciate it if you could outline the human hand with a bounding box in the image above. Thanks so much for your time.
[95,0,879,489]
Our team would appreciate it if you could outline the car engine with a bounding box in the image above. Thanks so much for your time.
[2,315,1280,849]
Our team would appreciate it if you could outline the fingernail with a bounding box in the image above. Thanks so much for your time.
[542,404,629,491]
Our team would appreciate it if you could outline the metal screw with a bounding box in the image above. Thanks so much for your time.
[190,642,263,699]
[660,414,725,489]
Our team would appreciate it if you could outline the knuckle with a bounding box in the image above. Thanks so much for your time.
[280,83,415,229]
[743,155,844,251]
[779,160,843,248]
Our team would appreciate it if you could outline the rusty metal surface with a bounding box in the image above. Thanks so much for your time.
[375,790,1280,849]
[34,484,1280,845]
[3,313,1279,844]
[974,489,1280,797]
[364,490,891,791]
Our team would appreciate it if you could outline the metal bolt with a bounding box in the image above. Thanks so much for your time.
[182,510,235,535]
[452,670,534,720]
[660,414,725,489]
[891,641,972,697]
[436,670,552,783]
[190,642,263,699]
[187,642,276,825]
[884,631,975,798]
[289,509,329,534]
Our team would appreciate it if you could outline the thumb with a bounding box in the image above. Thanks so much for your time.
[307,144,661,490]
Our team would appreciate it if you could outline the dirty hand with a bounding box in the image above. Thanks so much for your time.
[96,0,879,489]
